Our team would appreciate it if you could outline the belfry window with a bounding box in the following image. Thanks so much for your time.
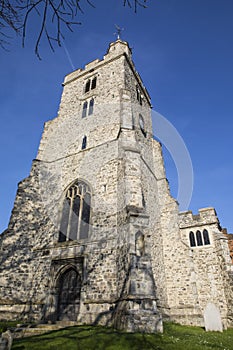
[91,77,97,90]
[85,80,91,93]
[88,98,94,115]
[58,180,91,242]
[84,77,97,93]
[82,101,88,118]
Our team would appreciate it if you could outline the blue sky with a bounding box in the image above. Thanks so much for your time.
[0,0,233,233]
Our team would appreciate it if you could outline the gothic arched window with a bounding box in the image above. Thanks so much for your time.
[189,231,196,247]
[58,180,91,242]
[203,229,210,245]
[88,98,94,115]
[82,101,88,118]
[196,230,203,246]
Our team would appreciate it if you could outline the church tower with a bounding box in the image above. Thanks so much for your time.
[0,40,163,332]
[0,39,232,332]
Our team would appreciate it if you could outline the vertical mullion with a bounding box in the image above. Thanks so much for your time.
[78,195,84,240]
[67,196,74,241]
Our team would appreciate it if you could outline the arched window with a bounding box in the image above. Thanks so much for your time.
[88,98,94,115]
[82,101,88,118]
[81,136,87,150]
[91,77,97,90]
[189,231,196,247]
[58,180,91,242]
[203,229,210,245]
[196,230,203,246]
[85,80,91,93]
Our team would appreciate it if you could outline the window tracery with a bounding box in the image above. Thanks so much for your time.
[58,180,91,242]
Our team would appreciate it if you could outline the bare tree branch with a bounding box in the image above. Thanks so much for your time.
[0,0,148,58]
[123,0,148,12]
[0,0,21,49]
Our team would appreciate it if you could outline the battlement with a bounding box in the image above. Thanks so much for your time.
[179,207,219,229]
[62,40,150,104]
[63,40,131,86]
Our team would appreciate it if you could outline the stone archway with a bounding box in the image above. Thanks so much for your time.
[57,268,81,321]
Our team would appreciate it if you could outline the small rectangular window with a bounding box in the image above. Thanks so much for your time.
[82,136,87,150]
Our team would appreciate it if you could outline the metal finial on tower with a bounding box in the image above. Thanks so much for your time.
[114,24,124,40]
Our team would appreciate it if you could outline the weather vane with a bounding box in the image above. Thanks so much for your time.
[114,24,124,40]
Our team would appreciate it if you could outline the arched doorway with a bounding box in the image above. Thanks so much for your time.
[57,268,81,321]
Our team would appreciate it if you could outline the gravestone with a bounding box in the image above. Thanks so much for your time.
[0,330,13,350]
[204,303,223,332]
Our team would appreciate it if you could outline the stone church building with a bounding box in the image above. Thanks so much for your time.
[0,39,232,333]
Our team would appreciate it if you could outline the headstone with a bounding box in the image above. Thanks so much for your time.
[0,337,7,350]
[0,330,13,350]
[204,303,223,332]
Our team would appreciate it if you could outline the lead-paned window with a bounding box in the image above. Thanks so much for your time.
[58,181,91,242]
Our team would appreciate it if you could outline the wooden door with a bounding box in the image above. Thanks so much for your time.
[57,268,81,321]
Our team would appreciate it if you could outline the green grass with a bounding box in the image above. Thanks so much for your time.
[0,320,22,333]
[8,322,233,350]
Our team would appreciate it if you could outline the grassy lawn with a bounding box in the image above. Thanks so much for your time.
[7,322,233,350]
[0,321,21,333]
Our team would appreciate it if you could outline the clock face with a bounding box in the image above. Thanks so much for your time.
[139,115,144,130]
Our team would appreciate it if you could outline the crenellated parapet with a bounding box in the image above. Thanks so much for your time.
[179,207,220,229]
